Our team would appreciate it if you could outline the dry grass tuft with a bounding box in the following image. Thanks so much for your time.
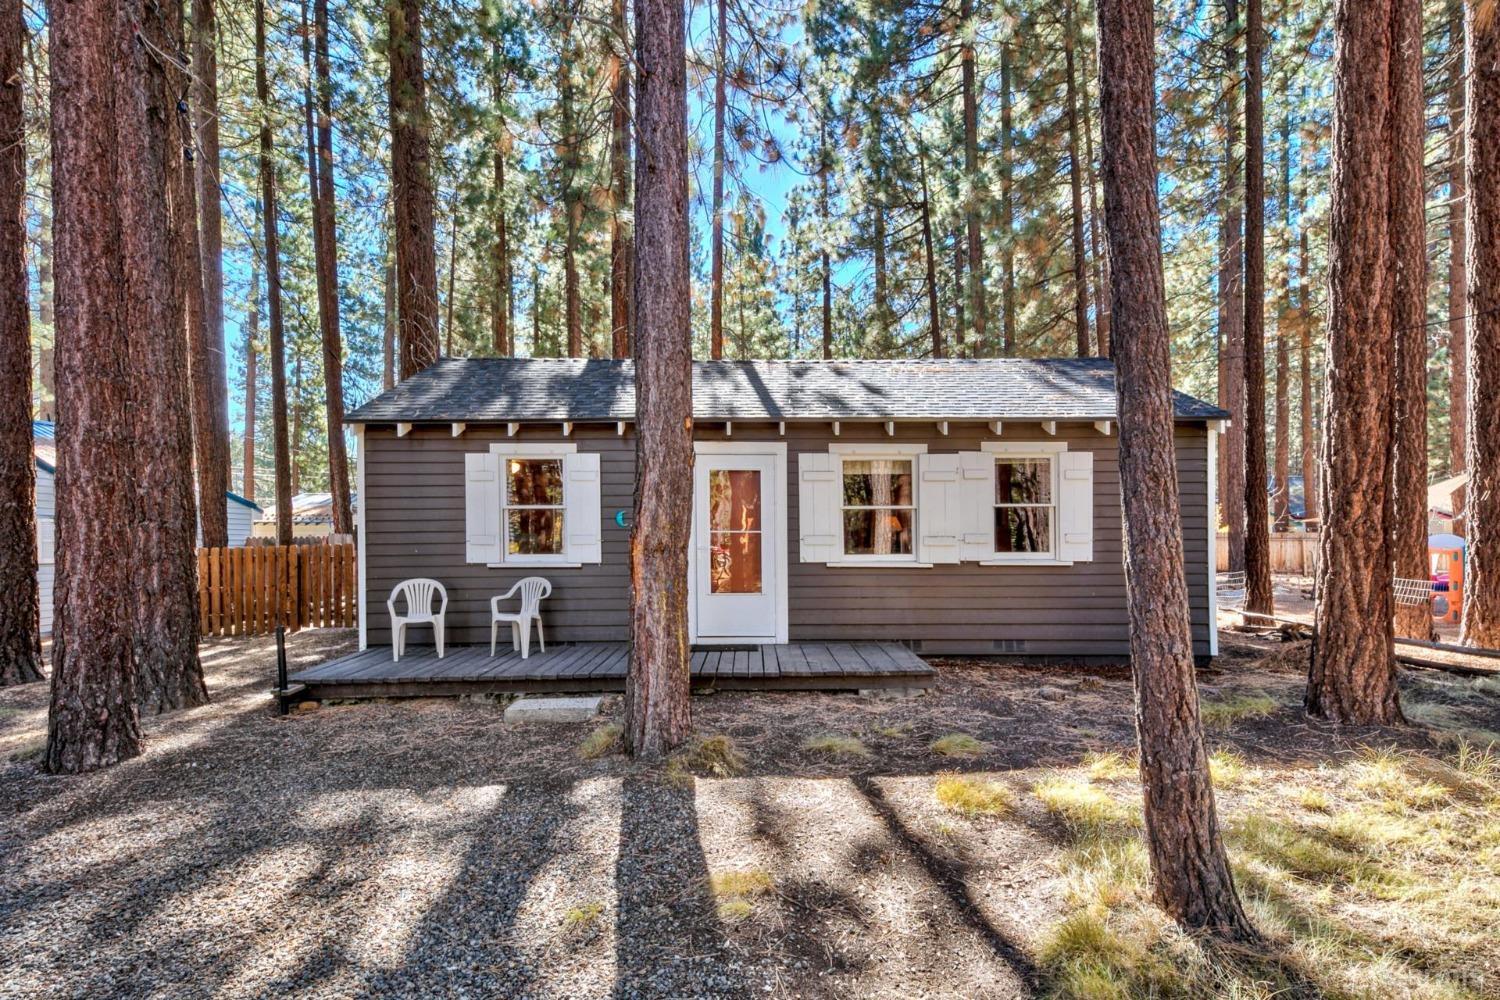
[1209,748,1252,788]
[1081,750,1136,782]
[670,733,747,780]
[577,723,622,760]
[1200,690,1279,728]
[934,773,1014,817]
[710,868,774,923]
[931,732,986,757]
[802,733,870,757]
[561,900,605,930]
[1033,773,1139,842]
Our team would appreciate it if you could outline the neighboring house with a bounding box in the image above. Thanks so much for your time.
[33,421,259,635]
[345,358,1228,661]
[1428,472,1466,533]
[251,491,358,539]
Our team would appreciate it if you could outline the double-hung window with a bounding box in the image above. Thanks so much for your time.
[838,450,919,559]
[993,455,1055,557]
[503,457,566,557]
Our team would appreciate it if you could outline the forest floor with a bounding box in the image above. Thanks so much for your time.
[1,628,1498,999]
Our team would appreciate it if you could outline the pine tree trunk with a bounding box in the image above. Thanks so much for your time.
[1273,111,1292,532]
[1460,0,1500,646]
[388,0,439,377]
[492,40,511,357]
[1390,0,1431,642]
[48,0,143,770]
[708,0,727,360]
[919,151,942,358]
[1000,43,1016,356]
[129,0,206,714]
[953,231,967,355]
[1448,0,1467,531]
[1308,0,1402,725]
[0,0,40,687]
[180,83,224,549]
[1299,228,1316,524]
[820,120,833,360]
[626,0,693,757]
[1080,50,1110,356]
[244,265,259,500]
[191,0,231,546]
[1218,0,1247,574]
[34,201,54,422]
[258,0,293,547]
[960,0,986,348]
[444,206,458,354]
[1095,0,1255,941]
[382,251,396,388]
[609,0,631,359]
[1242,0,1273,615]
[1064,0,1091,357]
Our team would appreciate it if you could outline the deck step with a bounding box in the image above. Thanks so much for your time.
[503,695,603,724]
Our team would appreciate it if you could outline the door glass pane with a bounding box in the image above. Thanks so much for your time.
[995,507,1051,553]
[710,531,762,593]
[996,459,1052,504]
[508,509,564,555]
[842,459,913,506]
[843,508,914,555]
[708,469,761,532]
[507,458,565,505]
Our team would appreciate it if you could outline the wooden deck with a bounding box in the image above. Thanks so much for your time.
[289,641,935,699]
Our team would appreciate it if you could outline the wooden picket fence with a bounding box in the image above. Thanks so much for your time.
[1215,531,1319,575]
[197,543,356,637]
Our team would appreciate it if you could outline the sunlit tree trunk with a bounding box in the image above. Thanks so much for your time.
[258,0,292,547]
[1242,0,1273,616]
[1460,0,1500,646]
[1448,0,1467,531]
[709,0,726,359]
[960,0,986,347]
[1218,0,1246,573]
[0,0,40,687]
[1390,0,1431,641]
[243,264,259,500]
[389,0,439,377]
[1096,0,1256,941]
[609,0,631,358]
[1308,0,1402,725]
[626,0,693,756]
[1064,0,1091,357]
[1000,43,1016,356]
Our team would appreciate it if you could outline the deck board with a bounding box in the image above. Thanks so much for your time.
[289,640,933,698]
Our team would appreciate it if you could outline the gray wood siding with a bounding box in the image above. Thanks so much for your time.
[361,421,1213,658]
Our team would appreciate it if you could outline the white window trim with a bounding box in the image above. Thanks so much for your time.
[486,442,580,567]
[981,440,1066,565]
[831,443,927,564]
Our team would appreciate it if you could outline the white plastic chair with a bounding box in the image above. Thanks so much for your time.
[491,577,551,659]
[388,579,447,662]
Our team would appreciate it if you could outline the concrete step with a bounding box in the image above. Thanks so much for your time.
[503,695,604,724]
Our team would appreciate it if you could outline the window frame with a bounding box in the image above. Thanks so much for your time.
[830,442,927,564]
[982,441,1066,564]
[488,442,578,567]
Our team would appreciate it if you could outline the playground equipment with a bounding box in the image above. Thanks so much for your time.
[1429,532,1465,624]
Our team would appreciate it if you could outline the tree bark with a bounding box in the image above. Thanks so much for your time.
[1389,0,1431,641]
[1308,0,1402,725]
[952,230,966,355]
[47,0,143,770]
[382,244,396,387]
[819,118,833,360]
[960,0,986,349]
[1218,0,1247,574]
[709,0,727,360]
[626,0,693,757]
[1000,43,1016,356]
[1064,0,1091,357]
[1448,0,1467,531]
[0,0,40,687]
[191,0,231,547]
[1273,111,1292,533]
[1460,0,1500,646]
[1095,0,1256,941]
[302,0,351,536]
[1080,48,1110,356]
[128,0,206,714]
[919,148,942,358]
[1242,0,1273,616]
[244,264,259,499]
[1299,228,1316,524]
[389,0,439,377]
[609,0,632,358]
[258,0,293,547]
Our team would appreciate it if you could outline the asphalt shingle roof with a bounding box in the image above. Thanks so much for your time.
[345,357,1228,424]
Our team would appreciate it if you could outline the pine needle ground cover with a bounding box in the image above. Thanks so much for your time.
[0,629,1495,998]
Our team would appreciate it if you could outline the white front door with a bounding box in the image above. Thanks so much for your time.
[692,453,781,641]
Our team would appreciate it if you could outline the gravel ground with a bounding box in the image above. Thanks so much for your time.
[0,628,1481,999]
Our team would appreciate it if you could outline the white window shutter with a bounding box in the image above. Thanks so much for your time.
[958,451,995,561]
[465,452,502,564]
[36,518,54,566]
[1058,450,1094,562]
[563,452,603,563]
[916,453,961,564]
[798,452,840,562]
